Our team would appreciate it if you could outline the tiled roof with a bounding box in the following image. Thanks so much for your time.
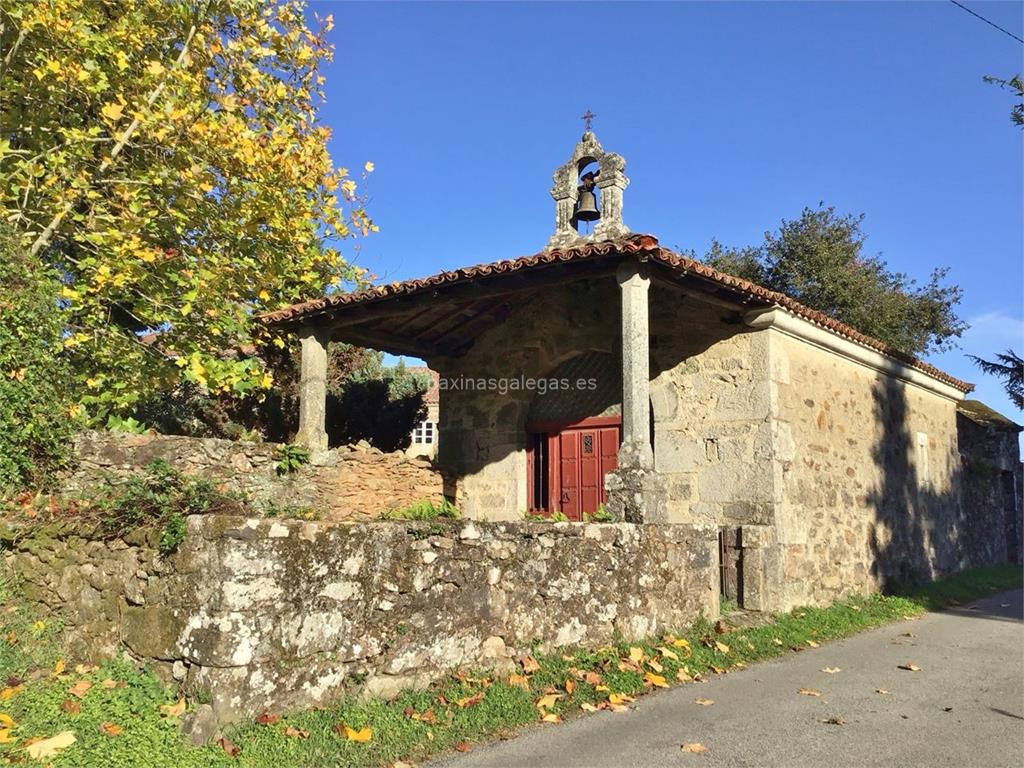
[261,234,973,393]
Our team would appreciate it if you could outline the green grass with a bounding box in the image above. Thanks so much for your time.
[381,498,459,521]
[0,565,1018,766]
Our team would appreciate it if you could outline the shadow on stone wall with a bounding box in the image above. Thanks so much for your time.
[865,377,1018,593]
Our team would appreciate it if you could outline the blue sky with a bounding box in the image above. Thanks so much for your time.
[313,0,1023,419]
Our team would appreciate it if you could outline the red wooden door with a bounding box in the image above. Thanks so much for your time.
[557,431,580,517]
[527,417,621,518]
[555,423,619,520]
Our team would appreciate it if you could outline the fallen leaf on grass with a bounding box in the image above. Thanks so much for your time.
[283,726,309,738]
[676,668,692,682]
[1,685,23,701]
[694,697,714,706]
[807,640,820,648]
[98,722,122,737]
[456,691,485,709]
[820,717,845,726]
[671,637,692,650]
[798,688,822,697]
[74,664,97,675]
[341,725,372,743]
[898,663,921,672]
[217,735,241,757]
[681,742,708,753]
[584,671,602,685]
[255,712,280,726]
[714,641,730,654]
[647,658,664,673]
[540,713,561,723]
[628,647,645,663]
[822,667,841,674]
[607,693,634,705]
[67,680,92,699]
[535,694,562,710]
[521,655,541,673]
[60,699,80,715]
[580,702,599,712]
[52,660,65,676]
[714,620,730,634]
[0,714,14,728]
[644,672,669,689]
[564,679,575,695]
[0,729,16,744]
[160,698,186,717]
[454,742,472,752]
[100,679,118,690]
[25,731,75,759]
[507,674,530,690]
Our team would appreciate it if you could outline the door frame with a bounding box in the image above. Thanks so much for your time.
[526,415,622,517]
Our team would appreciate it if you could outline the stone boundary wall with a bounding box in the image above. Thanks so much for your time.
[2,516,718,724]
[66,431,445,521]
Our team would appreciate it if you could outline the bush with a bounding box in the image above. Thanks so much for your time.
[0,226,77,493]
[90,460,242,552]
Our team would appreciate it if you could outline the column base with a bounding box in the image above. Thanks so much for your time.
[605,465,667,523]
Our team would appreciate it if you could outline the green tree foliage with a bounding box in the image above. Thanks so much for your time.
[0,226,77,492]
[969,350,1023,410]
[983,74,1024,127]
[0,0,373,422]
[704,206,966,356]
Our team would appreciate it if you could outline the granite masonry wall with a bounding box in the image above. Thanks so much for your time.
[769,330,968,608]
[66,431,445,520]
[1,516,718,724]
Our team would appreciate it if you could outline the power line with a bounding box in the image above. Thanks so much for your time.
[949,0,1024,45]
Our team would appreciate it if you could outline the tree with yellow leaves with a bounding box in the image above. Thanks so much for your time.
[0,0,373,420]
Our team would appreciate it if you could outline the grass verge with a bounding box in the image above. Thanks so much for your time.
[0,565,1019,766]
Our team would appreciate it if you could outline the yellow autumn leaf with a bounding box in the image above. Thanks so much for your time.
[258,289,271,301]
[101,103,124,121]
[0,714,14,728]
[540,713,561,723]
[715,641,730,654]
[53,660,65,675]
[0,686,23,701]
[672,637,691,649]
[159,698,186,717]
[658,646,678,660]
[644,672,669,689]
[25,730,76,759]
[146,60,165,76]
[343,725,372,743]
[628,647,644,663]
[607,693,634,706]
[535,694,561,710]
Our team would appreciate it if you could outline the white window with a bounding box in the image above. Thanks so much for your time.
[413,421,435,445]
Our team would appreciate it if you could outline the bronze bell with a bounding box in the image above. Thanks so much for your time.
[574,189,600,222]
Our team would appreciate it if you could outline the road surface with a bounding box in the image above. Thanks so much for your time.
[431,589,1024,768]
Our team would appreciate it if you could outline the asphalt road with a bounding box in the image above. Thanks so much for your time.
[431,589,1024,768]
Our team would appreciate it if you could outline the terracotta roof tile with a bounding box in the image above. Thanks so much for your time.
[261,234,973,393]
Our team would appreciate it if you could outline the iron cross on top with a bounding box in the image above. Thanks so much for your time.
[580,109,596,131]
